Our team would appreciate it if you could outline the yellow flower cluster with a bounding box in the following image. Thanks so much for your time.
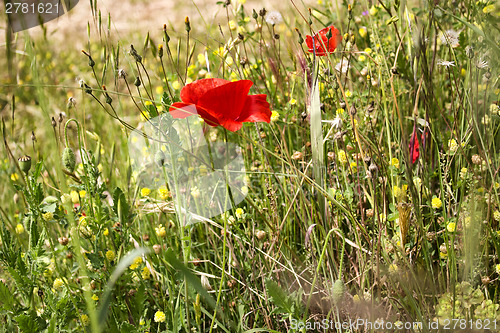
[129,256,142,270]
[338,150,348,164]
[432,197,443,209]
[154,310,166,323]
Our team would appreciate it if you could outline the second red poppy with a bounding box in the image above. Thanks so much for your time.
[305,25,342,56]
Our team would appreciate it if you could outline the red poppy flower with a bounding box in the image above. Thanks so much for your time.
[409,127,420,164]
[305,26,342,56]
[169,78,271,132]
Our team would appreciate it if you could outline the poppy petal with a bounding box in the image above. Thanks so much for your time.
[197,80,253,127]
[180,78,229,104]
[305,35,314,50]
[169,102,221,126]
[305,26,341,56]
[217,119,243,132]
[409,130,420,164]
[169,102,198,119]
[236,94,271,123]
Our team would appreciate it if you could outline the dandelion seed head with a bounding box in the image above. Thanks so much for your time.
[265,11,283,25]
[440,29,460,47]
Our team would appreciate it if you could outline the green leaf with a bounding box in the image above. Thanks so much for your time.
[15,313,39,333]
[120,322,136,333]
[146,103,159,118]
[0,280,14,311]
[112,187,130,225]
[163,248,217,310]
[265,279,293,314]
[161,91,172,108]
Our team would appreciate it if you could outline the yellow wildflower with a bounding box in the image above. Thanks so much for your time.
[155,224,166,238]
[447,222,456,233]
[10,173,19,181]
[154,310,166,323]
[191,187,200,199]
[70,190,80,203]
[391,158,400,168]
[493,210,500,222]
[141,266,151,280]
[432,197,443,209]
[15,224,24,234]
[53,278,64,289]
[81,314,90,327]
[42,212,54,221]
[338,150,348,164]
[359,27,367,38]
[158,186,170,200]
[235,208,244,219]
[130,256,142,270]
[270,111,280,122]
[141,187,151,197]
[448,139,458,153]
[105,250,116,261]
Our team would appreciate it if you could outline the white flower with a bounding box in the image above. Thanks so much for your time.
[440,29,460,47]
[265,11,283,25]
[476,57,489,69]
[335,58,351,74]
[437,59,455,68]
[332,116,343,130]
[118,69,127,79]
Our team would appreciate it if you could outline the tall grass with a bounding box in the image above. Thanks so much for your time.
[0,0,499,332]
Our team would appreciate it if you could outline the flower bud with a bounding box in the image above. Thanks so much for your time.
[163,24,170,43]
[134,77,141,87]
[130,45,142,63]
[58,237,69,246]
[82,50,95,67]
[158,44,163,58]
[295,28,303,44]
[18,155,32,173]
[62,147,76,173]
[332,279,345,305]
[185,17,191,32]
[155,150,165,167]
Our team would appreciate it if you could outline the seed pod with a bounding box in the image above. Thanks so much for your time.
[51,117,57,128]
[130,45,142,63]
[332,279,345,305]
[18,155,32,173]
[155,150,165,167]
[134,76,141,87]
[62,147,76,173]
